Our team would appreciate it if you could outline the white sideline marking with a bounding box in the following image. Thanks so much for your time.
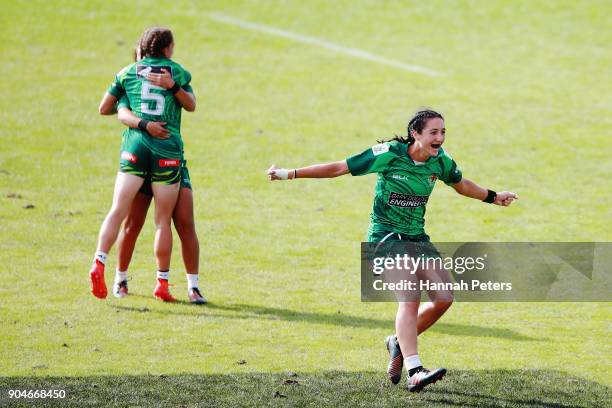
[208,13,442,77]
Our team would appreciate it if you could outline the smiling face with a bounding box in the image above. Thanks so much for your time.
[411,117,446,157]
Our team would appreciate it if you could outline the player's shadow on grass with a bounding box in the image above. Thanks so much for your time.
[121,292,194,306]
[112,300,543,342]
[0,370,607,407]
[209,303,544,341]
[421,369,610,408]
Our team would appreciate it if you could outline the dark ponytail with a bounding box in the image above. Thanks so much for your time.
[378,109,444,144]
[377,133,415,145]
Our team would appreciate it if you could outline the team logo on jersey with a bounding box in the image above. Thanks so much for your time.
[387,192,429,208]
[159,159,180,167]
[137,65,173,79]
[371,143,390,156]
[429,173,438,185]
[121,151,138,163]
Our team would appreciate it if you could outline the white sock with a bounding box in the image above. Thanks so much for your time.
[94,251,107,265]
[404,354,423,371]
[186,274,199,289]
[157,270,169,280]
[115,268,127,284]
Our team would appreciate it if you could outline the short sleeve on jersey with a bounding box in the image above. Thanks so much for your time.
[181,69,194,94]
[107,65,131,98]
[107,75,124,97]
[346,142,398,176]
[438,150,463,185]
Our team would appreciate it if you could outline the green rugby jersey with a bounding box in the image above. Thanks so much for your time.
[107,57,193,157]
[346,141,462,237]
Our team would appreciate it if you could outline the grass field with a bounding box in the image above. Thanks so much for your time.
[1,0,611,406]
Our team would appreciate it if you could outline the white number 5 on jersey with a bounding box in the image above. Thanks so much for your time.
[141,82,165,115]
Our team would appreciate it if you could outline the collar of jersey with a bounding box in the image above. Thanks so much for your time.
[404,144,440,165]
[142,57,170,63]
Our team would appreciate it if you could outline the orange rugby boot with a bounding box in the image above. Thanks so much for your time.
[89,259,107,299]
[153,279,176,302]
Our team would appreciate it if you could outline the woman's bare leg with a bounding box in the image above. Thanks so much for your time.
[172,187,199,275]
[116,192,152,271]
[151,182,180,271]
[416,267,454,334]
[96,173,145,253]
[150,182,180,302]
[172,187,205,303]
[89,172,144,299]
[110,192,153,297]
[396,301,420,357]
[394,267,452,390]
[417,301,453,334]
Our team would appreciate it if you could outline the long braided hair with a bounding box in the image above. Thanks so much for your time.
[138,27,173,59]
[378,109,444,144]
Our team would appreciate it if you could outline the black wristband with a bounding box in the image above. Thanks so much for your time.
[294,169,297,179]
[137,119,149,131]
[483,189,497,204]
[169,82,181,94]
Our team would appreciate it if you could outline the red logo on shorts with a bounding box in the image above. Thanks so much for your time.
[159,159,180,167]
[121,151,138,163]
[429,174,437,184]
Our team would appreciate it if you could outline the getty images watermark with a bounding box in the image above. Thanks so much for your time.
[371,252,511,291]
[361,242,612,302]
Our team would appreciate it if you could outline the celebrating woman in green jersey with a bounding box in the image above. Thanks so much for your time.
[267,109,518,392]
[98,40,205,304]
[90,27,197,302]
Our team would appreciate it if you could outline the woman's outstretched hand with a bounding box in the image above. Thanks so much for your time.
[494,191,518,206]
[268,165,291,181]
